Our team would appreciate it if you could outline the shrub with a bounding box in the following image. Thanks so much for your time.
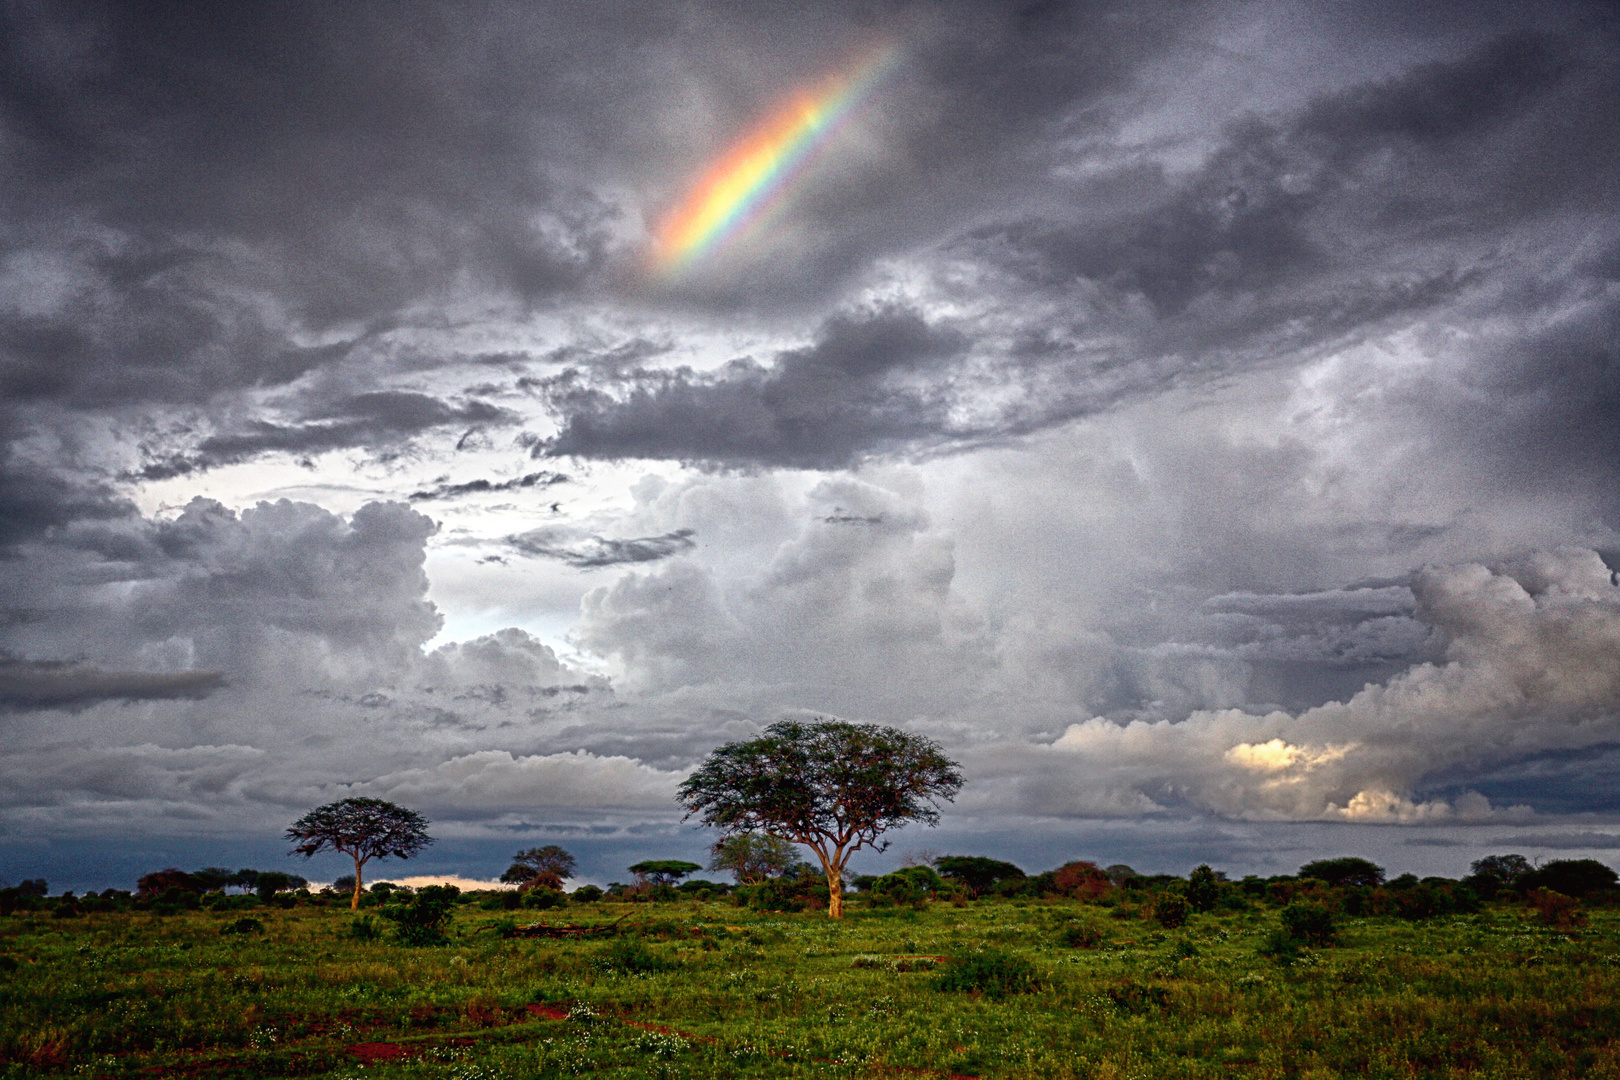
[1105,977,1171,1013]
[594,938,674,973]
[1186,865,1220,913]
[221,916,265,935]
[378,884,459,946]
[348,915,379,941]
[868,867,945,906]
[1257,927,1302,961]
[571,885,603,903]
[1053,861,1112,901]
[1278,901,1337,946]
[933,951,1039,999]
[1153,894,1189,929]
[1528,889,1587,929]
[524,887,566,911]
[1059,922,1105,948]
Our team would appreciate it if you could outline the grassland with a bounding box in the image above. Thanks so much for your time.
[3,894,1619,1079]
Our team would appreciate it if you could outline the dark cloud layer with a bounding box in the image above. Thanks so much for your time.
[0,658,223,710]
[409,471,569,502]
[506,527,698,569]
[534,23,1620,470]
[138,393,516,480]
[541,307,966,468]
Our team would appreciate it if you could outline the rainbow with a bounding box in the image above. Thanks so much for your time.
[648,44,898,277]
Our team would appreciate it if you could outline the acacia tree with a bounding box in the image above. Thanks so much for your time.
[499,845,578,892]
[286,798,433,911]
[709,832,798,884]
[677,718,963,919]
[628,860,702,887]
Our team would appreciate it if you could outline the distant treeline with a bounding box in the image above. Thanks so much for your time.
[3,851,1614,921]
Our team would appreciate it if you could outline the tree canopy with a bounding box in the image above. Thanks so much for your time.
[628,860,703,887]
[1298,857,1386,889]
[934,855,1025,896]
[1519,858,1618,899]
[286,797,432,911]
[708,832,798,884]
[1470,853,1533,885]
[677,718,962,918]
[500,845,578,891]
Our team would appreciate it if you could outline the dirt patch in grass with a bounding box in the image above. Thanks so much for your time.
[347,1041,412,1063]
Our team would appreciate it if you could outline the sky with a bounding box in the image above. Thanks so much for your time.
[3,0,1620,892]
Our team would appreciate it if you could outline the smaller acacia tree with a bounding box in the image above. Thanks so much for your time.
[1298,857,1385,889]
[500,845,578,892]
[678,718,963,919]
[709,832,798,884]
[286,798,433,911]
[628,860,702,888]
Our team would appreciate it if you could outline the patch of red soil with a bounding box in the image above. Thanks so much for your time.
[347,1042,412,1063]
[524,1004,570,1021]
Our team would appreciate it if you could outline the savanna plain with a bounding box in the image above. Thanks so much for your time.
[5,873,1620,1080]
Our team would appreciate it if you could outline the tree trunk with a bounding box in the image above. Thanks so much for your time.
[812,846,846,919]
[351,854,364,912]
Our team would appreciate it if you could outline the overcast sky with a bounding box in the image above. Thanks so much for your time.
[3,0,1619,891]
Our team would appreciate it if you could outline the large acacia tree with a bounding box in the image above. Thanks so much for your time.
[677,718,962,918]
[286,798,433,911]
[499,845,578,892]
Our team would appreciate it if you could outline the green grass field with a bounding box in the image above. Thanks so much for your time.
[4,895,1619,1079]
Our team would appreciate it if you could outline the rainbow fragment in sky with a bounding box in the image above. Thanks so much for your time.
[647,43,899,277]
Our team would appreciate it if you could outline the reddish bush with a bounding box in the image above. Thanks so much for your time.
[1053,861,1113,901]
[1528,888,1587,929]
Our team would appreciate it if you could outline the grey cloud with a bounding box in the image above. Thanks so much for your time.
[0,658,224,710]
[409,471,569,502]
[540,306,967,468]
[1,497,443,687]
[1040,549,1620,822]
[533,27,1619,469]
[506,527,697,569]
[138,393,516,479]
[0,450,135,552]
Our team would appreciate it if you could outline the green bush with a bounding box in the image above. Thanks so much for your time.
[524,888,566,910]
[220,917,264,935]
[1257,927,1302,961]
[594,938,674,973]
[1153,894,1189,929]
[348,915,379,941]
[377,884,459,946]
[1186,865,1220,913]
[1278,901,1337,946]
[1058,922,1105,948]
[1106,977,1171,1013]
[933,950,1038,999]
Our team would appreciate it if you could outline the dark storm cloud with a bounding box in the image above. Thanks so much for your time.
[540,306,967,468]
[408,471,569,502]
[535,25,1620,469]
[0,0,1181,416]
[137,393,516,479]
[0,452,134,552]
[506,527,698,569]
[0,0,643,410]
[0,658,223,710]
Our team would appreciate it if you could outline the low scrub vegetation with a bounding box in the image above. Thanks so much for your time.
[2,855,1618,1077]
